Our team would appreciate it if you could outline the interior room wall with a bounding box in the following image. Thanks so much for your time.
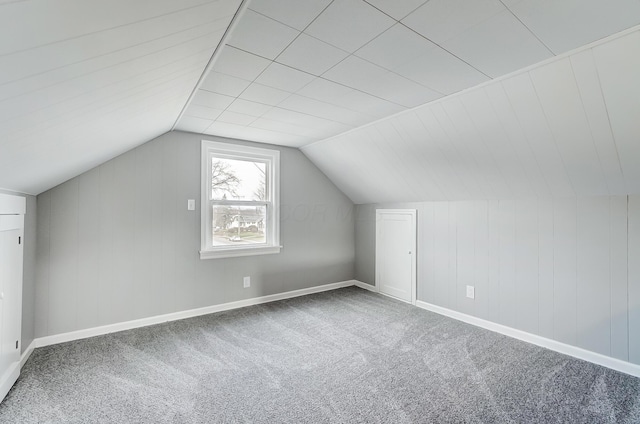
[34,130,355,339]
[356,196,640,366]
[0,190,36,354]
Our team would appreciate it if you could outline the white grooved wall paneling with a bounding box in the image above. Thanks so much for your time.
[356,196,640,365]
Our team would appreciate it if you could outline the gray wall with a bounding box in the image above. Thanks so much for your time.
[356,196,640,366]
[0,190,36,354]
[34,130,355,338]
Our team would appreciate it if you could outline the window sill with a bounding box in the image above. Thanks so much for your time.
[199,245,282,260]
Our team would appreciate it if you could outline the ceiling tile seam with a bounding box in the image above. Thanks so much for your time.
[566,54,614,194]
[498,0,555,55]
[203,119,316,141]
[346,23,449,96]
[0,15,233,92]
[207,45,296,127]
[171,0,250,131]
[0,43,214,128]
[586,48,628,190]
[498,80,554,197]
[396,21,491,80]
[0,25,223,111]
[363,0,427,22]
[432,104,490,198]
[481,86,540,197]
[218,44,413,110]
[3,69,202,148]
[205,45,398,124]
[457,98,515,198]
[528,71,581,196]
[301,23,640,151]
[248,118,324,138]
[0,0,221,58]
[248,1,334,35]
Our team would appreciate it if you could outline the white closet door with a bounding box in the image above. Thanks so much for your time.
[376,209,417,304]
[0,215,24,403]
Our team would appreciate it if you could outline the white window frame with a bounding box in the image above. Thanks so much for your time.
[200,140,280,259]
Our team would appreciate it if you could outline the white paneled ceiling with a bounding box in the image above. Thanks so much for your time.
[302,28,640,204]
[0,0,242,194]
[2,0,640,196]
[176,0,640,151]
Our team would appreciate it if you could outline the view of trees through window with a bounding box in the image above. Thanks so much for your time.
[211,158,267,246]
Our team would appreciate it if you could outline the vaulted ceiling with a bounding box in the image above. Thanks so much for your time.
[2,0,640,198]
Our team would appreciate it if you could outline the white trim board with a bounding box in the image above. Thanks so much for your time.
[31,280,358,350]
[20,341,35,369]
[415,300,640,378]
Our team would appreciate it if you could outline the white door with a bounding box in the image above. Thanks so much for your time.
[0,214,24,403]
[376,209,416,304]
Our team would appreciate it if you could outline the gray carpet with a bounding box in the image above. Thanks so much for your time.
[1,287,639,423]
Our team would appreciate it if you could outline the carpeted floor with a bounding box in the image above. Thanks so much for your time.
[0,286,639,423]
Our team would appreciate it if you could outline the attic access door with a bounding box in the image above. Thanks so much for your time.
[375,209,416,304]
[0,194,25,404]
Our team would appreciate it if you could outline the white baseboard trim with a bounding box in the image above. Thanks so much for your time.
[34,280,358,349]
[415,300,640,378]
[20,340,36,369]
[354,280,377,292]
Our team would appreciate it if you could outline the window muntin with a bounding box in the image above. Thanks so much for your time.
[201,140,280,259]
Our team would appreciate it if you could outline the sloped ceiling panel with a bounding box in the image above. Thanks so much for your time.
[177,0,640,148]
[0,0,242,195]
[301,28,640,204]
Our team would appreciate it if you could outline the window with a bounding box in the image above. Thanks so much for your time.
[200,140,280,259]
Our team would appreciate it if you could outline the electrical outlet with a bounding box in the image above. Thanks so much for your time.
[466,285,475,299]
[243,276,250,288]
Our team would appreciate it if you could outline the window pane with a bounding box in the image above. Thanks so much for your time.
[212,205,267,246]
[211,157,266,201]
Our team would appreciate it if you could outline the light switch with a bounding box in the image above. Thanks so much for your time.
[187,199,196,211]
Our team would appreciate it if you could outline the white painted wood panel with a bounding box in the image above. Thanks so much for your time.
[456,201,475,316]
[487,200,501,324]
[47,181,79,335]
[629,195,640,364]
[576,197,610,355]
[34,192,50,338]
[498,200,516,328]
[610,196,628,361]
[433,202,450,308]
[474,201,489,320]
[419,203,436,303]
[593,31,640,194]
[537,198,555,339]
[97,161,116,326]
[501,73,574,197]
[76,169,101,330]
[570,50,627,195]
[515,198,538,334]
[553,198,577,345]
[530,58,607,196]
[448,203,458,310]
[482,83,548,197]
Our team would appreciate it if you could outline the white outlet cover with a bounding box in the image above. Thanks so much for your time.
[187,199,196,210]
[466,285,475,299]
[243,276,250,288]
